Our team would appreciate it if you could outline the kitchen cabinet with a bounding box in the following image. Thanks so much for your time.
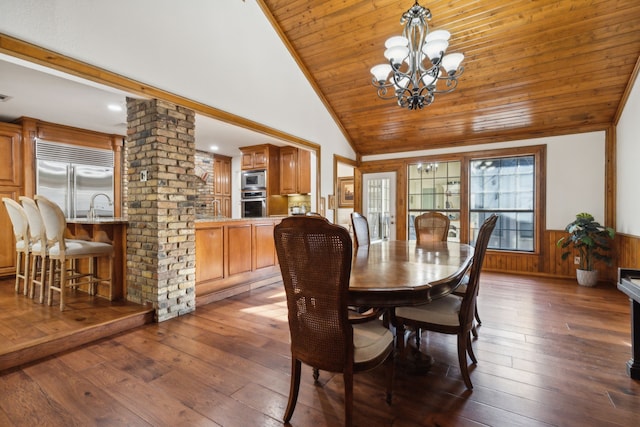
[239,144,282,215]
[195,217,282,305]
[241,145,269,170]
[279,146,311,195]
[0,123,23,277]
[213,154,231,217]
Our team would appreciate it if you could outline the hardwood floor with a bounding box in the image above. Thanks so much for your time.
[0,279,154,372]
[0,273,638,426]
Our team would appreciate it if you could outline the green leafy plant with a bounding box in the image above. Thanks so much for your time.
[557,212,615,271]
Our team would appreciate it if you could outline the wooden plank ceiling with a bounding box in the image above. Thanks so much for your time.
[260,0,640,156]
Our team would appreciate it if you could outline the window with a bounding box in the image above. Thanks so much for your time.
[407,161,461,241]
[470,156,535,251]
[406,149,540,253]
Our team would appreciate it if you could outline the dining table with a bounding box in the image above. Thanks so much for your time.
[348,240,474,307]
[348,239,475,373]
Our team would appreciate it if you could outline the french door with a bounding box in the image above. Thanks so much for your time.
[362,172,397,241]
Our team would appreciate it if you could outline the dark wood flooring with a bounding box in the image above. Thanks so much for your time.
[0,273,638,426]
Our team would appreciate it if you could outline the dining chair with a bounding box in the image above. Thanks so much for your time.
[350,212,370,247]
[20,196,50,303]
[395,213,498,389]
[274,216,394,426]
[414,212,450,243]
[452,266,481,338]
[349,212,384,321]
[3,197,30,295]
[35,195,114,310]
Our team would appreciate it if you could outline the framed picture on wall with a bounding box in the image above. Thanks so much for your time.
[338,177,354,208]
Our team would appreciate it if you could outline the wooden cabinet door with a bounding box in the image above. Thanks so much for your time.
[241,151,255,170]
[253,222,276,270]
[0,189,20,276]
[214,157,224,195]
[252,147,268,169]
[226,224,252,275]
[297,149,311,194]
[221,158,231,196]
[0,124,22,187]
[213,156,231,196]
[195,226,224,283]
[279,146,297,195]
[222,196,231,218]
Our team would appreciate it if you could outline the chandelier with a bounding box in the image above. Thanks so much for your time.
[370,1,464,110]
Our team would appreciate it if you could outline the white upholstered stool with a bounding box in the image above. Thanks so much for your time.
[35,195,114,311]
[3,197,30,295]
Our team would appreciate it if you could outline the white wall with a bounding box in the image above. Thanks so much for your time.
[617,72,640,236]
[545,132,606,229]
[0,0,358,222]
[363,131,607,231]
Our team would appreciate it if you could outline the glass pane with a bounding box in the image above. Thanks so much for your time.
[469,154,535,252]
[407,160,461,242]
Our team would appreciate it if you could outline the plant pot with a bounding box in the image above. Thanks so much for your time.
[576,269,599,287]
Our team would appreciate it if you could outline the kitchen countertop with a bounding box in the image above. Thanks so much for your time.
[66,217,129,224]
[195,216,284,223]
[66,216,285,224]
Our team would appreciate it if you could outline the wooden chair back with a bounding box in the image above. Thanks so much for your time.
[460,214,498,328]
[415,212,450,243]
[350,212,370,247]
[275,216,353,372]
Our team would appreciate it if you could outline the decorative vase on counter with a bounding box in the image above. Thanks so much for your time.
[576,269,599,287]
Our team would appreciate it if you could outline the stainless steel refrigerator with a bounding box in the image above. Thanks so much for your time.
[36,140,114,218]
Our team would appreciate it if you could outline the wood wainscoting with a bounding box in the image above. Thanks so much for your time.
[483,230,640,284]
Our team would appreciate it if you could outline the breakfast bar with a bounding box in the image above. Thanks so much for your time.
[65,217,128,300]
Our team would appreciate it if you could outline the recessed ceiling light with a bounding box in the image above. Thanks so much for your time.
[107,104,123,112]
[210,145,219,151]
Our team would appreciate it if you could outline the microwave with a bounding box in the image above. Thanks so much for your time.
[241,169,266,189]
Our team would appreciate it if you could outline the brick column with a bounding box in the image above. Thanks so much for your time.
[126,98,196,321]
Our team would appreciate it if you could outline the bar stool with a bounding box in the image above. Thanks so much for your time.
[20,196,50,303]
[35,195,114,311]
[2,197,30,295]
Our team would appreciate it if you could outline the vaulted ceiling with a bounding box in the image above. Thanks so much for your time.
[261,0,640,156]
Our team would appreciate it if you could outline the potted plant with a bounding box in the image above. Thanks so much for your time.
[557,212,615,286]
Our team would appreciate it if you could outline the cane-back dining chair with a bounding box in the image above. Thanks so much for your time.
[35,195,114,310]
[414,212,450,243]
[395,214,498,389]
[274,216,394,426]
[3,197,30,295]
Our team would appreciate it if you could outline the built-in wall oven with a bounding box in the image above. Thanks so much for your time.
[241,189,267,218]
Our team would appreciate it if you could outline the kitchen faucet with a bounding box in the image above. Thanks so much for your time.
[88,193,113,219]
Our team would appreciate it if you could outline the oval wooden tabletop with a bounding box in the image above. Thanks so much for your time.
[349,240,474,307]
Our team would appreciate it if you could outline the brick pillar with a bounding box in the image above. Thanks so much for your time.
[126,98,196,321]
